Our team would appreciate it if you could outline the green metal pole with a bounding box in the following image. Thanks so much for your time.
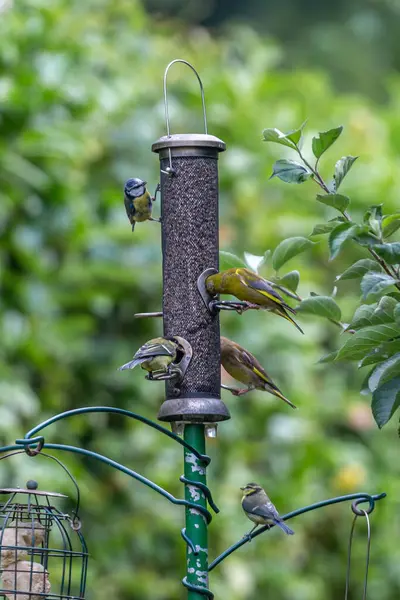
[184,424,209,600]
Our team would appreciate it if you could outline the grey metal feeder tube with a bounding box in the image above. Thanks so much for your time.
[152,134,230,423]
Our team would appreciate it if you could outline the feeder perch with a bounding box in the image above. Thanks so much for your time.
[0,481,88,600]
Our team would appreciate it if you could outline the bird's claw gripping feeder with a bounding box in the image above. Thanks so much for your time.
[197,268,254,315]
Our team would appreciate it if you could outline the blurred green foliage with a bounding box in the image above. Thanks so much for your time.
[0,1,399,600]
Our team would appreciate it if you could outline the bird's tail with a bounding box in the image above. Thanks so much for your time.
[278,306,304,334]
[274,519,294,535]
[269,387,297,409]
[131,222,136,232]
[118,358,145,371]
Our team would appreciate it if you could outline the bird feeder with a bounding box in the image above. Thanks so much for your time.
[152,59,230,427]
[0,480,88,600]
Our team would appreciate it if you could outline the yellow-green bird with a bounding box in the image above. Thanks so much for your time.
[118,337,179,378]
[221,336,296,408]
[241,482,294,536]
[206,268,303,333]
[123,178,159,232]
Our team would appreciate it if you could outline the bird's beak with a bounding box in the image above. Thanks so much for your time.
[143,181,147,186]
[240,486,245,491]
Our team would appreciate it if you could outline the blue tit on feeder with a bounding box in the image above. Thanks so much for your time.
[118,336,183,380]
[241,482,294,536]
[205,268,303,333]
[123,178,160,232]
[220,336,296,408]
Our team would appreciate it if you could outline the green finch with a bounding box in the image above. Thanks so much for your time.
[123,178,160,232]
[220,336,296,408]
[118,337,179,379]
[206,268,303,333]
[241,482,294,536]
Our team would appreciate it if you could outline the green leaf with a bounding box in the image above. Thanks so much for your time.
[363,205,383,238]
[297,296,341,321]
[310,221,343,237]
[244,252,265,273]
[318,350,338,364]
[312,126,343,159]
[368,352,400,392]
[353,229,382,247]
[285,121,307,145]
[373,295,397,321]
[219,251,247,271]
[382,214,400,238]
[361,272,398,301]
[394,303,400,324]
[278,270,300,292]
[371,377,400,428]
[270,159,312,184]
[316,193,350,213]
[373,243,400,265]
[333,155,358,190]
[359,339,400,368]
[361,367,375,395]
[336,259,379,281]
[272,236,315,271]
[335,324,400,361]
[347,300,393,331]
[348,304,376,331]
[262,128,297,149]
[328,222,358,260]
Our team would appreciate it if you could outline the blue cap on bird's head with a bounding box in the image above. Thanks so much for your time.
[124,177,147,196]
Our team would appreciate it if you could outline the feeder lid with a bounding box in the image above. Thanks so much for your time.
[152,133,226,153]
[0,480,67,498]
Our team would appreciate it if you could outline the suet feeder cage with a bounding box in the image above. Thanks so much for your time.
[0,480,88,600]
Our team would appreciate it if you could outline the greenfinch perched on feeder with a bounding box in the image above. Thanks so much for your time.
[206,268,303,333]
[220,336,296,408]
[123,178,159,232]
[241,483,294,536]
[118,337,179,379]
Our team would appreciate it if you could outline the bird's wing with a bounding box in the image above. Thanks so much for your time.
[243,496,280,520]
[244,276,289,306]
[238,348,280,389]
[123,195,136,217]
[135,341,175,360]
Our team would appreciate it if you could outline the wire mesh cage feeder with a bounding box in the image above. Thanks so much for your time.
[0,479,88,600]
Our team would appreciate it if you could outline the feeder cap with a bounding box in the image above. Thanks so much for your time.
[152,133,226,154]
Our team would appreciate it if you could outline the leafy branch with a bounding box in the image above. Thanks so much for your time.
[262,122,400,431]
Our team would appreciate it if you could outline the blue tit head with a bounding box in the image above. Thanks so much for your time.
[124,177,147,199]
[240,482,262,496]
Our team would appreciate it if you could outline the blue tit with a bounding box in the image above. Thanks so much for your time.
[123,178,160,232]
[221,336,296,408]
[241,482,294,536]
[118,336,179,379]
[206,268,303,333]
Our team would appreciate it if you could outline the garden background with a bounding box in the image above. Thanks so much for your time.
[0,1,399,598]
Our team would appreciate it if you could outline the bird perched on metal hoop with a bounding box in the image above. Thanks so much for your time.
[123,178,160,232]
[206,268,303,333]
[241,482,294,537]
[220,336,296,408]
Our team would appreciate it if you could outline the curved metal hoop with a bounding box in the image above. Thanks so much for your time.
[345,509,371,600]
[163,59,208,136]
[208,491,385,572]
[0,449,81,526]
